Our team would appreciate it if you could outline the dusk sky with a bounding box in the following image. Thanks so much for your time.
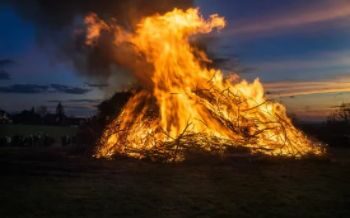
[0,0,349,121]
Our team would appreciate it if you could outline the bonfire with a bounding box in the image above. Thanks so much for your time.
[85,8,324,161]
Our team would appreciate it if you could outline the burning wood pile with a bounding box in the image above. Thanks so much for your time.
[85,8,324,161]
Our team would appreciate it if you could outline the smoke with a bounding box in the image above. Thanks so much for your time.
[1,0,194,83]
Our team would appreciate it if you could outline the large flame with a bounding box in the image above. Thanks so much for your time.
[86,8,323,161]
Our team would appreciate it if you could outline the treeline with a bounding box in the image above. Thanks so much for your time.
[0,103,85,126]
[299,103,350,147]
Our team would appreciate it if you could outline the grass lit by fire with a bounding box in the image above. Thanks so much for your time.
[0,147,348,217]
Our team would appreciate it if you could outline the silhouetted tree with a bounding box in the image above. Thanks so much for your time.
[56,102,66,124]
[37,106,48,118]
[324,103,350,147]
[327,103,350,124]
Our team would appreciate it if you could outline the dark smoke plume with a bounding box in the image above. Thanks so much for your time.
[1,0,194,82]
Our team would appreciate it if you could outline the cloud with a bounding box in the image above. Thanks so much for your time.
[1,0,194,80]
[48,99,101,103]
[0,59,15,68]
[288,108,334,121]
[255,50,350,72]
[0,83,91,94]
[0,84,49,94]
[265,76,350,97]
[228,1,350,36]
[68,99,101,103]
[50,84,91,94]
[85,82,109,88]
[0,70,10,80]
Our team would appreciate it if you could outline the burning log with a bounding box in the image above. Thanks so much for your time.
[85,8,324,161]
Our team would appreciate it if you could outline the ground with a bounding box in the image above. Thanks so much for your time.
[0,147,349,218]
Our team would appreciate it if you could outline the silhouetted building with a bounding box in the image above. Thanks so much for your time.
[0,109,12,124]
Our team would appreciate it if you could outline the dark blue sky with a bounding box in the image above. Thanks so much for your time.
[0,0,349,120]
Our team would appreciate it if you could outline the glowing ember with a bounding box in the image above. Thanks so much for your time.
[85,8,324,161]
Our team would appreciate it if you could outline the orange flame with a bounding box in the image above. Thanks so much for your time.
[86,8,324,161]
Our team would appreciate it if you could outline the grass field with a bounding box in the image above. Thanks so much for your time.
[0,147,349,218]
